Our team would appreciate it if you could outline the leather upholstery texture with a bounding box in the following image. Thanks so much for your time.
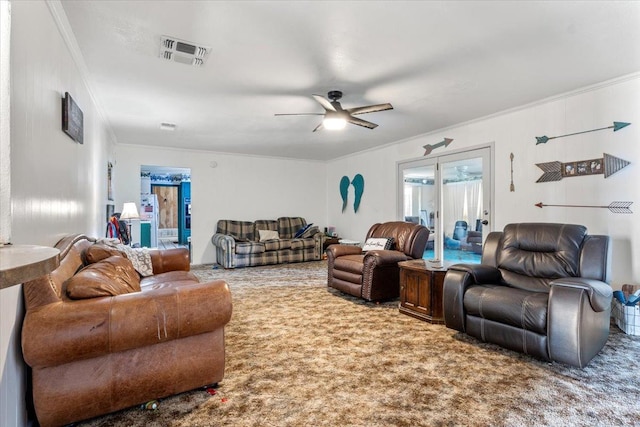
[327,221,429,301]
[443,222,612,368]
[22,234,233,427]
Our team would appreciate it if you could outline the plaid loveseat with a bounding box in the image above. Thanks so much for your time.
[211,217,322,268]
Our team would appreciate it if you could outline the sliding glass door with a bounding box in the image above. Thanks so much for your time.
[398,146,492,263]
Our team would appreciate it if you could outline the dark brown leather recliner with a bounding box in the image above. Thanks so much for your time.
[327,221,430,301]
[443,223,612,367]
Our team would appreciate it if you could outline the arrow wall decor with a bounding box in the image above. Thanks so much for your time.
[535,121,630,145]
[536,153,630,183]
[423,138,453,156]
[535,201,633,214]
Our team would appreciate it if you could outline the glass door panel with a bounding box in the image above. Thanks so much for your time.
[398,146,492,264]
[401,162,437,258]
[440,151,490,264]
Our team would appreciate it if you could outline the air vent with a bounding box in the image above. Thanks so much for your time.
[160,35,210,67]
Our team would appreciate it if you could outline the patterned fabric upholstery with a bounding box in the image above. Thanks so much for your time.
[278,217,307,239]
[216,220,255,242]
[212,217,322,268]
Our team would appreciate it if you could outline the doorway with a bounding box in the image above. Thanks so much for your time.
[398,145,492,263]
[140,166,191,249]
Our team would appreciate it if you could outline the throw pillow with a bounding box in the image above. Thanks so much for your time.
[258,229,280,241]
[85,243,126,264]
[300,226,320,239]
[294,223,313,238]
[66,256,141,299]
[362,237,395,251]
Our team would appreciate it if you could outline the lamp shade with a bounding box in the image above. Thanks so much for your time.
[120,202,139,220]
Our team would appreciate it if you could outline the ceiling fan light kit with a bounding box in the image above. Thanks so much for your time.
[323,117,347,130]
[275,90,393,132]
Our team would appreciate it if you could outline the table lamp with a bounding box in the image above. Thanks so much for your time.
[120,202,139,246]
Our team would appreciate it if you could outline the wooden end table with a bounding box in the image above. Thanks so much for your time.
[398,259,450,324]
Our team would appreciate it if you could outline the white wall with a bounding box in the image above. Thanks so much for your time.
[113,144,327,265]
[327,75,640,288]
[2,2,115,426]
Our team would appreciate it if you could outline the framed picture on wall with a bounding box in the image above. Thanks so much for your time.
[107,162,114,201]
[61,92,84,144]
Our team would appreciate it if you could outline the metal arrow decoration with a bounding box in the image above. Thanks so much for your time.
[423,138,453,156]
[536,153,630,183]
[535,121,631,145]
[535,201,633,214]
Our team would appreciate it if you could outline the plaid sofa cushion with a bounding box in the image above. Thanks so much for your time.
[254,220,278,241]
[235,242,265,255]
[264,239,292,251]
[291,238,315,250]
[278,217,307,239]
[217,220,256,242]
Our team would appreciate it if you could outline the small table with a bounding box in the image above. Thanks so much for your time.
[398,259,450,324]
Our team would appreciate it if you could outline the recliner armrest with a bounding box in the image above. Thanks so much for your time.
[326,244,362,258]
[448,263,502,284]
[364,249,409,264]
[550,277,612,312]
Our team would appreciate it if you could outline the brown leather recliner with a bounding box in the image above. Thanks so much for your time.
[443,223,612,367]
[327,221,430,301]
[22,235,233,427]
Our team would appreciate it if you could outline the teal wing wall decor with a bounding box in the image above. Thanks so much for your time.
[340,176,350,213]
[351,174,364,213]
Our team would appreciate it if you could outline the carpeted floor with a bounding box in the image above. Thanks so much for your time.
[78,261,640,427]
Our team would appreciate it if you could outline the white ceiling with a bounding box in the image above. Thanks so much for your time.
[60,1,640,161]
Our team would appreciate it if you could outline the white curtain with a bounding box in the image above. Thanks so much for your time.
[443,180,482,236]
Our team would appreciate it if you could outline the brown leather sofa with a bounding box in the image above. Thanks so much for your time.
[443,223,612,367]
[327,221,430,301]
[22,234,233,427]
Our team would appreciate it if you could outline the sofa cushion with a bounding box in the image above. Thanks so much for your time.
[464,284,549,334]
[66,256,141,299]
[278,217,307,239]
[291,238,315,250]
[264,239,292,251]
[217,220,256,242]
[84,243,126,264]
[140,270,199,290]
[235,241,266,255]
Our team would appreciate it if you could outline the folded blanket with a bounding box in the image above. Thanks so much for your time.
[96,238,153,277]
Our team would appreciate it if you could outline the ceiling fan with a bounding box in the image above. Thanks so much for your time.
[275,90,393,132]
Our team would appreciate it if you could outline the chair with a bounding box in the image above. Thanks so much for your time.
[443,223,612,367]
[326,221,430,301]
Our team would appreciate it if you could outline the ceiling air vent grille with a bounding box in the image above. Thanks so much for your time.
[160,35,210,67]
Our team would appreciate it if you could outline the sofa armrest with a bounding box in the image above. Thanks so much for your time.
[149,247,190,273]
[211,233,236,268]
[22,280,232,368]
[550,277,612,312]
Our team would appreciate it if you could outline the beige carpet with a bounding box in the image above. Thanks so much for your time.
[78,261,640,427]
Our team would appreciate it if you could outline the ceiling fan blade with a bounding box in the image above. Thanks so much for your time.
[274,113,324,116]
[312,122,324,132]
[346,103,393,116]
[347,116,378,129]
[312,94,337,112]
